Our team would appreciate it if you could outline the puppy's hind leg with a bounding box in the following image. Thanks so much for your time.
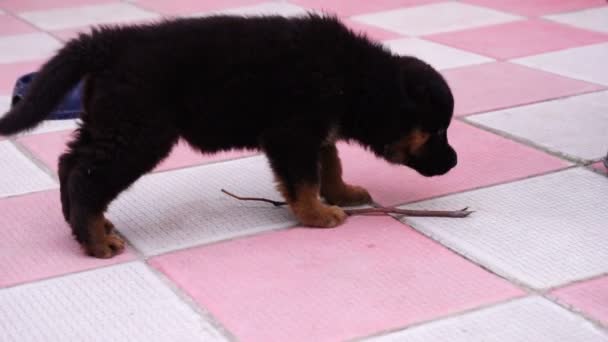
[64,120,178,258]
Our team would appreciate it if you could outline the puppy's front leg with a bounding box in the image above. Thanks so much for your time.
[320,144,372,206]
[262,129,347,228]
[280,182,347,228]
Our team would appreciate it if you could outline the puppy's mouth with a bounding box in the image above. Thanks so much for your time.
[405,149,458,177]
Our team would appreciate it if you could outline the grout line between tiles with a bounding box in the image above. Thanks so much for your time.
[544,291,608,332]
[386,214,535,292]
[457,114,603,164]
[142,262,239,341]
[349,295,529,341]
[456,86,607,119]
[9,138,59,181]
[392,164,580,208]
[384,212,608,339]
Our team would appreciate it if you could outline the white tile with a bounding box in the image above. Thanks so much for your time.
[19,3,160,31]
[21,119,80,135]
[0,32,61,64]
[0,96,10,114]
[400,168,608,289]
[0,141,56,197]
[108,156,296,255]
[383,38,493,70]
[467,91,608,161]
[0,262,227,342]
[351,2,521,36]
[514,42,608,86]
[366,297,608,342]
[546,7,608,34]
[189,2,310,18]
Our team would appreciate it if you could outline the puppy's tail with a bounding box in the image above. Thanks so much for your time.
[0,31,114,136]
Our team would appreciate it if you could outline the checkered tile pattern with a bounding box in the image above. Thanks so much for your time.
[1,1,607,341]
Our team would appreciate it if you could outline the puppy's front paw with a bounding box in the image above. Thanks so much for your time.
[297,205,347,228]
[83,232,125,259]
[323,184,372,206]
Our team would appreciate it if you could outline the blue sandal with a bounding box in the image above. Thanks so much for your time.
[11,72,83,120]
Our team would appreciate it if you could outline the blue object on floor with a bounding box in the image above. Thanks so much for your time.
[11,72,83,120]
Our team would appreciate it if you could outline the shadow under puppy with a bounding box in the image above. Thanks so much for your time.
[0,15,457,258]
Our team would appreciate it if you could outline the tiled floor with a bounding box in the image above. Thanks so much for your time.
[0,1,607,341]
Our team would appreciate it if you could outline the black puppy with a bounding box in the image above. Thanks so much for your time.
[0,15,457,258]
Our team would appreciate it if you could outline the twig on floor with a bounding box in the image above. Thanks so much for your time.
[220,189,473,218]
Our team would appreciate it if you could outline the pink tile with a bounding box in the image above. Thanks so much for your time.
[0,13,38,35]
[0,60,44,95]
[462,0,607,17]
[0,190,135,288]
[443,62,604,116]
[133,0,263,15]
[343,18,403,41]
[0,0,117,13]
[50,18,159,42]
[426,19,608,60]
[16,130,72,173]
[155,141,258,172]
[592,161,607,175]
[151,215,523,342]
[290,0,441,17]
[51,27,86,42]
[336,120,568,206]
[17,130,258,175]
[552,276,608,324]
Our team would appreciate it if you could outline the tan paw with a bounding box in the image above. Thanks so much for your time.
[297,205,348,228]
[323,184,372,206]
[84,232,125,259]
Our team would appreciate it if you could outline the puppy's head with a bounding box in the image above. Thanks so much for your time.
[379,56,457,177]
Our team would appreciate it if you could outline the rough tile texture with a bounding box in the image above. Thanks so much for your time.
[546,6,608,34]
[336,121,568,206]
[425,19,608,60]
[443,62,603,116]
[552,276,608,325]
[403,168,608,289]
[352,2,521,36]
[366,297,608,342]
[0,141,56,197]
[0,32,61,63]
[107,156,296,255]
[17,130,257,174]
[1,1,608,340]
[0,190,135,288]
[468,91,608,161]
[0,262,228,341]
[18,3,159,31]
[151,216,522,342]
[514,42,608,86]
[383,37,493,70]
[462,0,606,16]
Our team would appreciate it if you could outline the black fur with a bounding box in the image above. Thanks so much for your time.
[0,15,457,256]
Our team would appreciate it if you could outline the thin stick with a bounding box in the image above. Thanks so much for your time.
[221,189,472,218]
[221,189,285,207]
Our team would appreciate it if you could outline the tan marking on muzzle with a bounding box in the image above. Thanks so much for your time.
[386,129,430,163]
